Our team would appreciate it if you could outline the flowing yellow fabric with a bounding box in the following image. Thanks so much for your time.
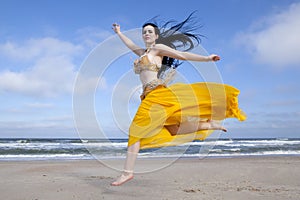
[128,82,246,149]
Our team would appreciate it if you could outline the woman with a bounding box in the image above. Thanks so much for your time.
[111,14,246,186]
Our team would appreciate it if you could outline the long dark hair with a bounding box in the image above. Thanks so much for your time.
[142,11,203,76]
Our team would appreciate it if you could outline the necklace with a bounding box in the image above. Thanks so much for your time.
[145,44,155,53]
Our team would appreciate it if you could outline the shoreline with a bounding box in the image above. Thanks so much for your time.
[1,156,299,199]
[1,153,300,162]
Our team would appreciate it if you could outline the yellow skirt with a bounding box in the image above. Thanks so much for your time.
[128,82,246,149]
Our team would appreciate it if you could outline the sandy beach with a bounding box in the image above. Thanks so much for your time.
[1,156,299,200]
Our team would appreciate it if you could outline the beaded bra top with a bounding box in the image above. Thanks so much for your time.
[134,49,160,74]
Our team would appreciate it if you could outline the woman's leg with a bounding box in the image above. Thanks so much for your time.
[111,141,140,186]
[166,120,227,136]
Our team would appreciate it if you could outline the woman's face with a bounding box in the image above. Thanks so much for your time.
[142,25,158,45]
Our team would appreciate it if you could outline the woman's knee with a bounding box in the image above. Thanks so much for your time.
[165,125,179,136]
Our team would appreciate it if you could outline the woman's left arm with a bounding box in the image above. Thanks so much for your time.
[154,44,220,62]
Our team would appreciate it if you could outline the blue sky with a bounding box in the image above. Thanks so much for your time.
[0,0,300,139]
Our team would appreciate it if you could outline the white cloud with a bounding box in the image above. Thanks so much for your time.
[0,26,132,98]
[0,116,77,138]
[76,27,112,48]
[235,3,300,69]
[74,73,107,95]
[0,37,83,97]
[4,102,55,114]
[25,102,54,109]
[0,37,82,61]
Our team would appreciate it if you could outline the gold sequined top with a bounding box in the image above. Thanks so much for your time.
[134,52,160,74]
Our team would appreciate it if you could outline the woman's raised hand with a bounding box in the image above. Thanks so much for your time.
[209,54,220,62]
[112,23,120,33]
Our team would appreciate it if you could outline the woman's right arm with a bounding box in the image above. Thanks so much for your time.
[112,23,144,56]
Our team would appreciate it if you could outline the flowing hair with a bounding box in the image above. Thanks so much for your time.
[142,11,204,78]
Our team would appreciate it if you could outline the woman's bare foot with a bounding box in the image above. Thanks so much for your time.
[207,119,227,132]
[111,171,134,186]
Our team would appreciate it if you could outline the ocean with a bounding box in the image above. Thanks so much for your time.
[0,138,300,161]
